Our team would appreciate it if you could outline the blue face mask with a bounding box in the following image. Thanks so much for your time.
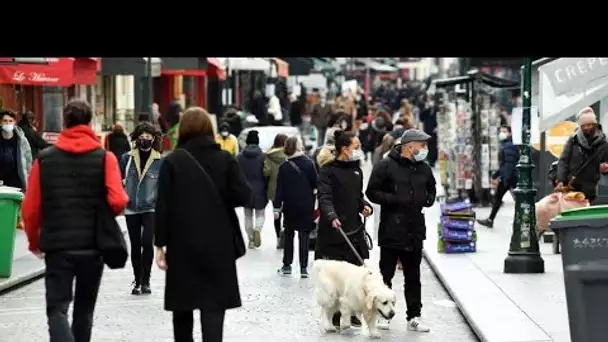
[414,148,428,161]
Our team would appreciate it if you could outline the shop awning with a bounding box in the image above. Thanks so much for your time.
[219,58,271,72]
[311,58,336,73]
[270,58,289,78]
[0,57,98,86]
[433,69,519,89]
[161,58,207,76]
[539,58,608,131]
[279,58,314,76]
[206,58,226,80]
[357,58,397,72]
[101,57,162,77]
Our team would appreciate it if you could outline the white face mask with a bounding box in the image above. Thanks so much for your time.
[2,124,14,133]
[220,131,229,137]
[349,149,364,161]
[498,132,509,141]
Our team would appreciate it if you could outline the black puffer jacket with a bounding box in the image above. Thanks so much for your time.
[315,159,371,264]
[557,128,608,200]
[365,146,436,251]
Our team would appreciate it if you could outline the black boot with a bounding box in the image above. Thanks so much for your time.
[141,284,152,294]
[477,218,494,228]
[332,312,341,328]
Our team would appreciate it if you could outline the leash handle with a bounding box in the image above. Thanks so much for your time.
[337,226,366,266]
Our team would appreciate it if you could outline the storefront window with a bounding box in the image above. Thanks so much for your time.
[42,86,63,132]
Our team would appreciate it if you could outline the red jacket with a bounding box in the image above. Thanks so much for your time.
[23,125,129,252]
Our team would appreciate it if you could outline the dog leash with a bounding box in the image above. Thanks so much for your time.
[336,219,367,266]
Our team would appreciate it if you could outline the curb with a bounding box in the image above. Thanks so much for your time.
[0,266,45,294]
[422,249,487,342]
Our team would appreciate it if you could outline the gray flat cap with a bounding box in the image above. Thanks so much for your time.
[400,129,431,144]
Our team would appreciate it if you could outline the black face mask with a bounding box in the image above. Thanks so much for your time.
[139,139,153,150]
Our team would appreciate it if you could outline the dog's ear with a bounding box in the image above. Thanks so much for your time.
[366,292,376,312]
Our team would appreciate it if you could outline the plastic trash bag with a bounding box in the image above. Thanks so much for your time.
[560,191,590,212]
[536,192,563,234]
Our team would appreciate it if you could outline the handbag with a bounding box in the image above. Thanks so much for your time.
[179,149,246,259]
[95,150,129,269]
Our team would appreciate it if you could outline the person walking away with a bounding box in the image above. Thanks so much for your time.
[252,90,269,126]
[267,91,283,126]
[477,125,519,228]
[316,130,373,328]
[166,102,183,150]
[289,92,304,127]
[215,122,239,156]
[365,129,436,333]
[274,136,317,277]
[120,122,163,295]
[22,100,128,342]
[154,107,251,342]
[419,99,438,167]
[313,128,340,171]
[237,130,268,248]
[264,133,288,248]
[0,110,32,190]
[555,107,608,203]
[105,123,131,161]
[18,110,49,159]
[311,94,333,146]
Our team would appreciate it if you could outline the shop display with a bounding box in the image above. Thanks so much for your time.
[437,201,477,254]
[438,98,474,199]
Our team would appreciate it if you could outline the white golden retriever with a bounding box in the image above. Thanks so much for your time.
[313,259,396,338]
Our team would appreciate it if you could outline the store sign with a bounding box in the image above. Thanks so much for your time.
[543,58,608,96]
[13,71,59,84]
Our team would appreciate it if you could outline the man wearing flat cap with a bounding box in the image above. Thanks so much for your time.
[365,128,436,333]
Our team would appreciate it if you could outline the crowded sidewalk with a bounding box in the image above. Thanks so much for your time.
[424,187,568,342]
[0,164,477,342]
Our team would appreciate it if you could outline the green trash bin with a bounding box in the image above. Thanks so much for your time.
[0,187,24,278]
[550,205,608,342]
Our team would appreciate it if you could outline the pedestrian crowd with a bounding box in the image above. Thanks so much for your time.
[5,76,606,342]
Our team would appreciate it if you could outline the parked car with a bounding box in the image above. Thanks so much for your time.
[238,126,318,154]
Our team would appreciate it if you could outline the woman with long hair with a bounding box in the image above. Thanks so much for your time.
[264,133,288,248]
[119,122,163,295]
[315,130,373,328]
[154,107,251,342]
[274,136,317,277]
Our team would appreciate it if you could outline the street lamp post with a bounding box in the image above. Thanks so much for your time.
[504,57,545,274]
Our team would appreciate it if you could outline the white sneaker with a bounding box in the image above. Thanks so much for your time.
[407,317,430,332]
[377,318,391,330]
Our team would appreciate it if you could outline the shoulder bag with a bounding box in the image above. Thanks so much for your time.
[96,149,129,269]
[179,149,246,259]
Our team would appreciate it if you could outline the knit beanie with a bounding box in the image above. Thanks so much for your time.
[246,130,260,145]
[578,107,598,126]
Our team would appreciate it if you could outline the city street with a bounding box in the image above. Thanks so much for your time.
[0,162,477,342]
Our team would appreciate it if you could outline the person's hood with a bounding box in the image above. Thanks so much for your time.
[388,145,422,165]
[242,144,263,158]
[287,151,305,160]
[55,125,102,154]
[266,147,286,162]
[575,126,606,149]
[317,145,336,167]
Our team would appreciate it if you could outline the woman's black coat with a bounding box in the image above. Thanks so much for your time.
[273,154,317,232]
[154,135,252,312]
[17,122,49,159]
[106,132,131,161]
[315,159,371,265]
